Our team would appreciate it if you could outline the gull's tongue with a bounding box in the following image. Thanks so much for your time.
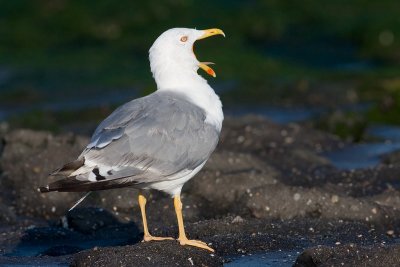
[198,62,216,77]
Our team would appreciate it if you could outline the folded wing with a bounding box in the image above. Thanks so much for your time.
[39,91,219,192]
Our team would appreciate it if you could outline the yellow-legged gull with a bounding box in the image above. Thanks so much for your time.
[39,28,225,252]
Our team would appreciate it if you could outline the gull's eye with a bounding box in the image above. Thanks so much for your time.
[180,36,188,42]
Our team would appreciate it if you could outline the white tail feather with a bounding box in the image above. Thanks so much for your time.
[68,192,92,212]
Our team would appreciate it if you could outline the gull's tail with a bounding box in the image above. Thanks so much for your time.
[38,158,85,193]
[68,192,92,212]
[38,158,137,193]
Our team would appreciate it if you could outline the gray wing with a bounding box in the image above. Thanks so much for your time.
[79,91,219,184]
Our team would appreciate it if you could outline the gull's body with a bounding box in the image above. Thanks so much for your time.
[39,28,225,252]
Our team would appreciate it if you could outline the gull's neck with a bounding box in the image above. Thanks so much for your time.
[152,66,223,131]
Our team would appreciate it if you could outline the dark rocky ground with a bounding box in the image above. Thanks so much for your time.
[1,116,400,266]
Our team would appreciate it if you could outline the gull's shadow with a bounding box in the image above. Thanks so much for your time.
[8,207,141,257]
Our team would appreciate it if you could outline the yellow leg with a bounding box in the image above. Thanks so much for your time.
[138,192,173,242]
[174,195,214,252]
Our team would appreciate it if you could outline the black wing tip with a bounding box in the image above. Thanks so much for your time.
[38,186,51,193]
[50,158,85,176]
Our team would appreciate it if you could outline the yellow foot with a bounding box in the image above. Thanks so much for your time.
[178,238,215,252]
[143,235,174,242]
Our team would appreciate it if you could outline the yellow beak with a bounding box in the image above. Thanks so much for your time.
[197,28,226,40]
[196,28,225,78]
[198,62,216,77]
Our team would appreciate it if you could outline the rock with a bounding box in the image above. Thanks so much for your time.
[0,202,17,224]
[68,216,392,267]
[382,149,400,165]
[66,207,121,234]
[386,230,394,236]
[219,116,341,154]
[237,183,400,228]
[231,216,244,224]
[369,190,400,211]
[0,122,8,138]
[41,245,82,256]
[185,151,279,213]
[294,244,400,267]
[71,242,224,267]
[0,129,89,219]
[0,117,341,222]
[2,116,400,266]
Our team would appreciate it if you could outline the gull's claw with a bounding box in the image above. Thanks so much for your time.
[178,237,214,252]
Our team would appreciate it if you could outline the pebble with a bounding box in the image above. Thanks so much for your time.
[331,195,339,203]
[386,230,394,236]
[232,216,245,223]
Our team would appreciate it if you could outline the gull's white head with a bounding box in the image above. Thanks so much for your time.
[149,28,225,90]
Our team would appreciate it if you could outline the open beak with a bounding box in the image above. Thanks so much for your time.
[196,28,225,78]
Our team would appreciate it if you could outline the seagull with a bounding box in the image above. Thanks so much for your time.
[39,28,225,252]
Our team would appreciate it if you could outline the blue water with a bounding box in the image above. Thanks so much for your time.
[0,88,139,121]
[366,124,400,142]
[325,124,400,170]
[325,143,400,170]
[0,110,6,121]
[0,259,69,267]
[226,106,321,124]
[225,250,298,267]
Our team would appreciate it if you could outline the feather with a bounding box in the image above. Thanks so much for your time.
[68,192,92,211]
[39,91,220,194]
[50,159,85,176]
